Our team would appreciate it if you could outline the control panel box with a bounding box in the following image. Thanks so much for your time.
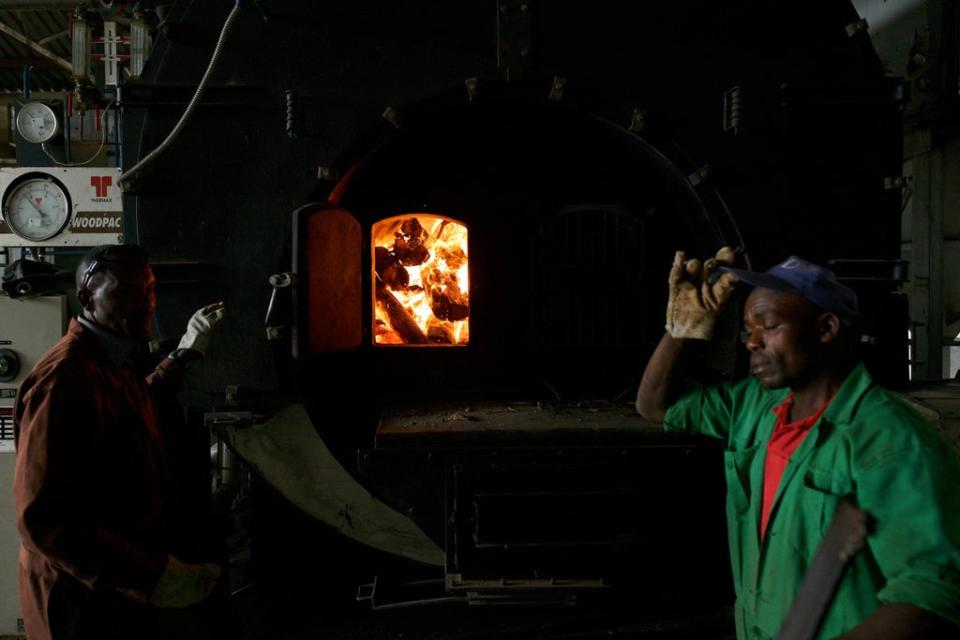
[0,295,65,637]
[0,295,67,442]
[0,167,123,247]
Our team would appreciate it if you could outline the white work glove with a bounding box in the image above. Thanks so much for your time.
[148,554,221,609]
[177,302,225,355]
[665,247,738,340]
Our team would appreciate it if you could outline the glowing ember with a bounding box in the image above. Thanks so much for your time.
[373,215,469,345]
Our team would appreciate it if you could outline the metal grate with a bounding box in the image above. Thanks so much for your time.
[535,205,645,349]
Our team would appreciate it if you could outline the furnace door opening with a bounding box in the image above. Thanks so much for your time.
[373,214,470,346]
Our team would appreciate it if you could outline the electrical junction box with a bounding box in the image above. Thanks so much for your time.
[0,295,67,427]
[0,167,123,247]
[0,295,66,636]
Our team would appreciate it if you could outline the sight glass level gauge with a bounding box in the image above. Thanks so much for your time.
[2,175,71,242]
[16,101,59,144]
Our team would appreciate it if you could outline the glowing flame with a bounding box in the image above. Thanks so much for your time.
[373,215,469,345]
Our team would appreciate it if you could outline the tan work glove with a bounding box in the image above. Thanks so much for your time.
[149,554,221,609]
[177,302,225,355]
[665,247,738,340]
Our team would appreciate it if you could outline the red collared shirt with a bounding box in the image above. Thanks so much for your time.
[760,393,830,539]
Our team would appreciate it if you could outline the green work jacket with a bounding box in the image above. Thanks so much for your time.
[664,363,960,639]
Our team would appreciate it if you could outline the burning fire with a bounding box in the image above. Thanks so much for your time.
[373,214,469,345]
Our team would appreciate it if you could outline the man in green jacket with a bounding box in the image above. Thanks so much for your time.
[636,249,960,640]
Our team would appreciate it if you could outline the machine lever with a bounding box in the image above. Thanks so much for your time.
[265,272,298,340]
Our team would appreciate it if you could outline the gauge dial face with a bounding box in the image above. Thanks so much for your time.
[16,102,59,144]
[2,177,70,241]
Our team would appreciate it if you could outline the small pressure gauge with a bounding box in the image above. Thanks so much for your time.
[2,175,71,242]
[16,101,59,144]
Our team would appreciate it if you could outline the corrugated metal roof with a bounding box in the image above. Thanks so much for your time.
[0,7,74,93]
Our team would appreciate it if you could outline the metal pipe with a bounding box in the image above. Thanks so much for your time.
[120,3,243,188]
[210,438,237,496]
[63,90,71,162]
[115,86,123,168]
[221,445,236,493]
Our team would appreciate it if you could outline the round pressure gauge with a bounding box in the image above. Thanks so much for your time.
[2,176,71,241]
[16,101,59,144]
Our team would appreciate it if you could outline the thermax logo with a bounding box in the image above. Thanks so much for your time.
[90,175,112,199]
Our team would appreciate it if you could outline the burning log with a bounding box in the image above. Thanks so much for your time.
[431,290,469,321]
[423,268,469,321]
[423,244,469,320]
[374,319,403,344]
[376,281,429,344]
[375,246,409,290]
[394,218,430,266]
[435,245,466,270]
[426,318,454,344]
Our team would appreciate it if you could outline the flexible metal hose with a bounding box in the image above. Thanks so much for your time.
[119,2,242,189]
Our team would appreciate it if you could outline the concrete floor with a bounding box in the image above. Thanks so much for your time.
[228,582,736,640]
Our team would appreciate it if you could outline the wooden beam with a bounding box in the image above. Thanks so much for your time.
[37,30,68,46]
[0,20,72,73]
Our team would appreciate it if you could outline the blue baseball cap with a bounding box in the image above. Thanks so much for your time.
[720,256,858,320]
